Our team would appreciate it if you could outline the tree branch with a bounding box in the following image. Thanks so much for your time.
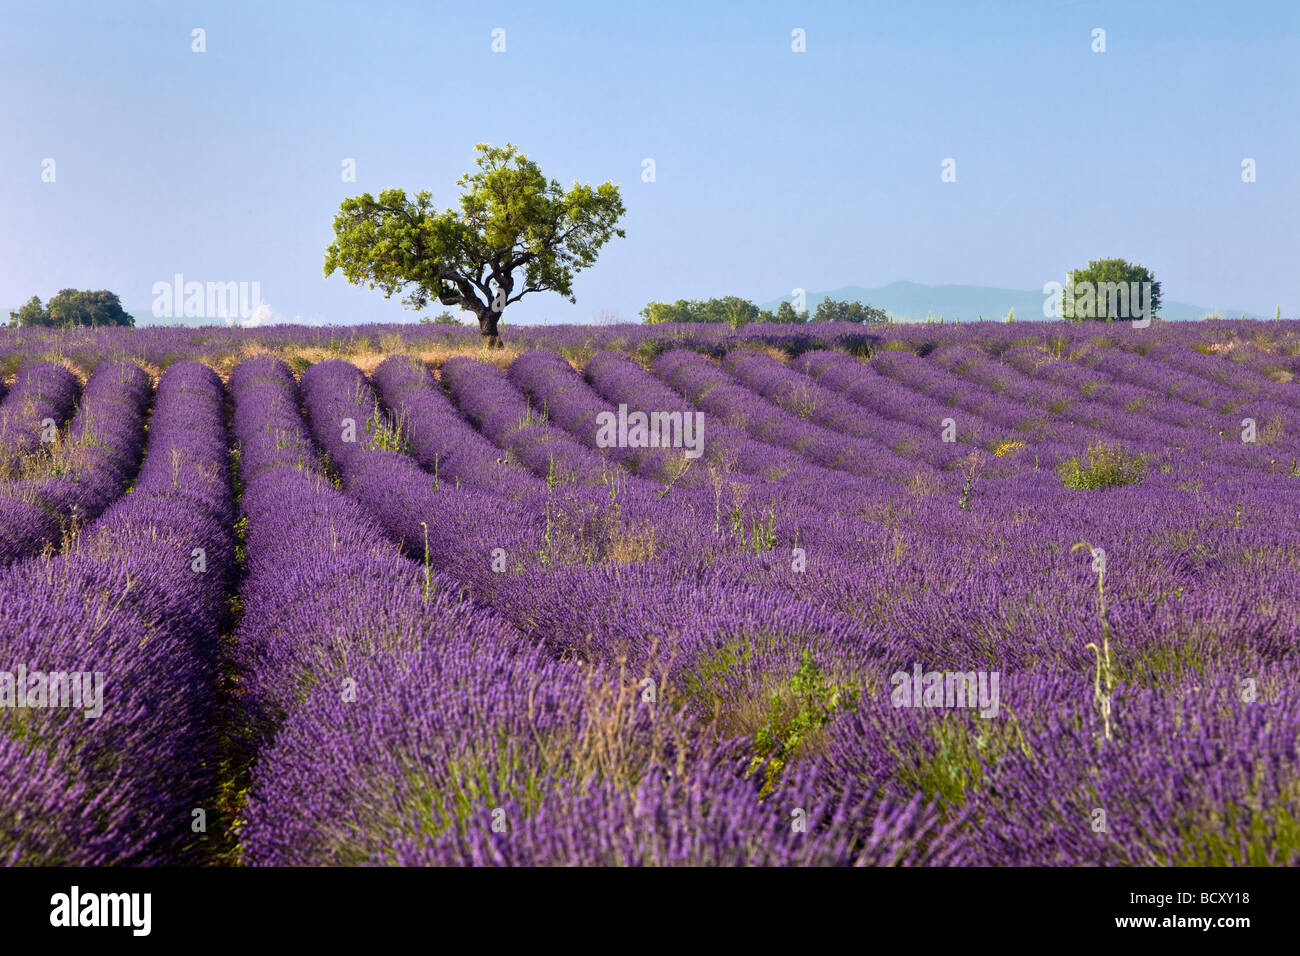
[505,285,543,306]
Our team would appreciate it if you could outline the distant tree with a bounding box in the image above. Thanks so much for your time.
[639,296,764,327]
[1061,258,1162,322]
[325,143,626,349]
[420,310,466,325]
[773,300,808,324]
[640,299,696,324]
[10,295,50,327]
[718,296,762,329]
[18,290,133,327]
[811,298,888,324]
[687,300,724,323]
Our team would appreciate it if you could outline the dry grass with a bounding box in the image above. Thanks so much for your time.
[0,413,107,485]
[607,520,658,565]
[197,341,523,381]
[457,653,692,796]
[1259,416,1287,445]
[907,469,942,497]
[1,355,90,389]
[751,345,788,364]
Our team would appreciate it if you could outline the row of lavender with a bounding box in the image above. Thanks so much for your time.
[0,363,80,468]
[0,362,151,563]
[0,362,230,864]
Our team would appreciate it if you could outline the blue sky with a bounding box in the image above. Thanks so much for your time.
[1,0,1296,325]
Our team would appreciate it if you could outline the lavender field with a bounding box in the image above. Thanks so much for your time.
[1,319,1298,866]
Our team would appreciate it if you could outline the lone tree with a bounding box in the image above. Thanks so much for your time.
[324,144,626,348]
[1062,258,1162,322]
[8,290,133,327]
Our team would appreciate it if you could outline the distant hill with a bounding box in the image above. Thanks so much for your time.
[760,280,1267,323]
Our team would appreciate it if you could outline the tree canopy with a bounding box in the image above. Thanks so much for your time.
[8,296,47,328]
[324,143,625,347]
[419,310,468,326]
[811,298,889,324]
[774,300,808,323]
[1062,258,1162,322]
[8,290,134,328]
[640,296,815,327]
[640,297,757,328]
[640,296,894,327]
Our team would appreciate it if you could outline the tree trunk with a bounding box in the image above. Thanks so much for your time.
[479,309,504,349]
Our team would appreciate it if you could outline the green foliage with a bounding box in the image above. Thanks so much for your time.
[419,522,433,602]
[1173,789,1300,866]
[720,297,763,328]
[639,300,696,324]
[810,298,889,324]
[10,290,133,328]
[419,310,465,325]
[1071,540,1115,741]
[639,296,764,329]
[1062,258,1162,322]
[773,300,809,324]
[1058,443,1147,490]
[888,710,1032,806]
[747,650,858,796]
[9,296,47,328]
[362,401,408,453]
[747,506,777,553]
[232,515,249,567]
[324,143,625,342]
[515,398,547,433]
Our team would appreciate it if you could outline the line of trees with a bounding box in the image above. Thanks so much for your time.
[640,296,889,327]
[8,290,135,328]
